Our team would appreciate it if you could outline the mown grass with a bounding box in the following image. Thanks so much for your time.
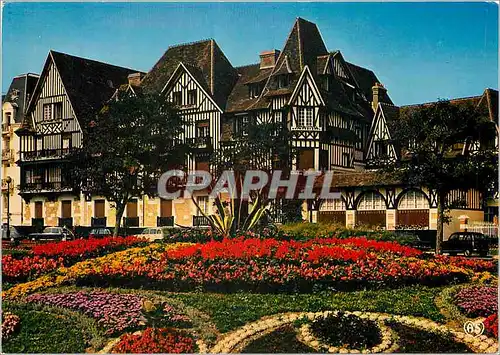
[168,285,445,333]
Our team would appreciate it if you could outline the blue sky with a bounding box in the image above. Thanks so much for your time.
[2,2,498,105]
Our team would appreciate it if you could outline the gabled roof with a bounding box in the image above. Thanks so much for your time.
[2,73,39,123]
[141,39,239,109]
[274,17,328,74]
[26,51,141,126]
[346,61,393,105]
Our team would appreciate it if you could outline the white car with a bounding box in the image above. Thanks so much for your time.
[139,227,164,241]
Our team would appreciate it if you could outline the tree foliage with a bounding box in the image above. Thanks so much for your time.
[68,92,189,235]
[385,99,498,252]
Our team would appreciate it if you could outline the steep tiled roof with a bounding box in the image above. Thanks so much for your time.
[3,73,39,123]
[380,103,400,122]
[314,171,401,189]
[49,51,140,122]
[346,62,393,105]
[226,64,261,112]
[141,39,238,110]
[226,18,329,112]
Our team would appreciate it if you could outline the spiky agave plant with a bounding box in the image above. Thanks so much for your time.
[191,192,268,238]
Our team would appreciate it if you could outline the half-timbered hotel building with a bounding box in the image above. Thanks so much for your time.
[8,18,498,238]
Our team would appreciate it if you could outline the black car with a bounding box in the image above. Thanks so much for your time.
[441,232,489,257]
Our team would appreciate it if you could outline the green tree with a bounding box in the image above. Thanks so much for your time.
[385,100,497,253]
[69,92,189,236]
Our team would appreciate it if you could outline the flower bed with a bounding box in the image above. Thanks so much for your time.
[298,311,393,353]
[31,236,145,262]
[2,255,63,283]
[484,313,498,338]
[5,238,496,298]
[26,291,145,335]
[2,312,21,339]
[454,286,498,317]
[309,311,382,350]
[2,237,145,284]
[111,328,196,353]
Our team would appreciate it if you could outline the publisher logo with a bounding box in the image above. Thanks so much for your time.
[463,321,484,336]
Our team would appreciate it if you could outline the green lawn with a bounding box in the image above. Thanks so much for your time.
[2,302,107,354]
[166,285,445,333]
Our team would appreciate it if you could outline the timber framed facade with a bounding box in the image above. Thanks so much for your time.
[5,17,498,238]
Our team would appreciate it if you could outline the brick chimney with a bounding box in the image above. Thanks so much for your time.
[128,73,144,87]
[372,82,387,111]
[260,50,280,70]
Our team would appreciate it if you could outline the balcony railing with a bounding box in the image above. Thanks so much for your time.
[123,217,139,227]
[91,217,107,227]
[20,181,73,193]
[157,216,174,227]
[2,149,13,162]
[21,148,75,162]
[187,136,212,150]
[58,217,73,228]
[193,215,210,227]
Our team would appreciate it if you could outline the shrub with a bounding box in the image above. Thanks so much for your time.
[277,222,419,245]
[454,286,498,317]
[310,312,381,349]
[112,327,195,353]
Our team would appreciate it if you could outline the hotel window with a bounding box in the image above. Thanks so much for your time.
[375,140,388,156]
[342,152,350,167]
[320,198,345,211]
[172,91,182,106]
[196,121,209,138]
[187,90,197,106]
[358,192,386,210]
[197,196,209,215]
[94,200,105,218]
[398,190,428,210]
[277,75,289,89]
[305,108,314,127]
[249,84,262,98]
[62,133,71,151]
[54,102,63,120]
[297,108,305,127]
[4,112,12,126]
[43,104,52,121]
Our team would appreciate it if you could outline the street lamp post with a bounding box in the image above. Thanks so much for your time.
[6,176,12,241]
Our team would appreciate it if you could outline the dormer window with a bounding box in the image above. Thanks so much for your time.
[277,74,289,89]
[249,84,262,99]
[10,89,20,100]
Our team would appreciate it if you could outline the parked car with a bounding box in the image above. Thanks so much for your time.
[29,227,75,241]
[138,227,164,241]
[409,236,432,251]
[1,225,23,241]
[88,228,113,239]
[441,232,489,257]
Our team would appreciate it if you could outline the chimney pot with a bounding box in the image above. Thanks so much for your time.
[372,83,387,112]
[259,50,280,70]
